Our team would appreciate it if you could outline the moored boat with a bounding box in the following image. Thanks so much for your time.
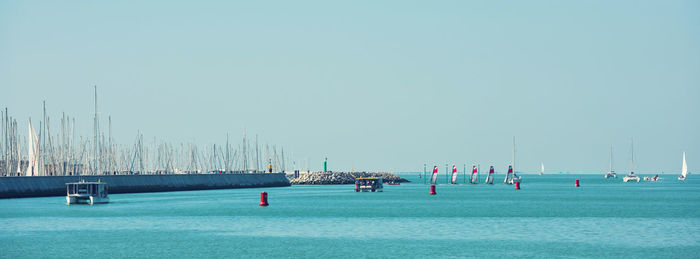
[605,145,617,179]
[623,139,640,183]
[355,177,383,192]
[66,180,109,205]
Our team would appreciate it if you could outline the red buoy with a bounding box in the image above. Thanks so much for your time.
[259,192,269,206]
[515,181,520,190]
[575,179,580,187]
[429,185,436,195]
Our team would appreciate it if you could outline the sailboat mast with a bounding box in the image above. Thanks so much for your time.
[610,145,613,173]
[631,138,635,173]
[255,135,260,173]
[512,136,516,175]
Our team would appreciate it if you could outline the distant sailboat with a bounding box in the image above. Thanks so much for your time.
[605,145,617,179]
[504,165,513,184]
[623,138,640,182]
[505,137,521,184]
[430,165,438,185]
[485,166,494,184]
[678,152,688,181]
[470,165,478,184]
[451,165,458,184]
[26,120,39,176]
[539,163,544,175]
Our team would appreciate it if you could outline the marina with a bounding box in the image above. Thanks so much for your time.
[1,0,697,257]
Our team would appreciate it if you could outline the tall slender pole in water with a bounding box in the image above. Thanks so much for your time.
[445,164,448,184]
[423,164,426,185]
[464,164,467,184]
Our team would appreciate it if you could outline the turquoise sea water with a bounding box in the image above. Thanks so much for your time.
[1,174,698,258]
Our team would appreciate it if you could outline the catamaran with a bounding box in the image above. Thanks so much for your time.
[623,139,640,182]
[430,165,438,185]
[451,165,458,184]
[469,165,478,184]
[504,165,513,184]
[678,152,688,181]
[504,137,522,184]
[485,166,494,184]
[605,145,617,179]
[66,180,109,205]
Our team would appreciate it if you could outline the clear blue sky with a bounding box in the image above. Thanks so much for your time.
[1,0,698,173]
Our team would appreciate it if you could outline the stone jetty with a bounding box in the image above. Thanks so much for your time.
[288,171,409,185]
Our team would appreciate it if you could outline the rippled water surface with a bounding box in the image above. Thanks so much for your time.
[1,174,698,258]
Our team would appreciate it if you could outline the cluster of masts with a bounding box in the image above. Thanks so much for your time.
[0,87,308,177]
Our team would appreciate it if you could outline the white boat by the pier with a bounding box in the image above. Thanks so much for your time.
[66,180,109,205]
[679,152,688,181]
[355,177,383,192]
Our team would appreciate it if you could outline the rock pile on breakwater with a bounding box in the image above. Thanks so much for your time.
[288,171,409,185]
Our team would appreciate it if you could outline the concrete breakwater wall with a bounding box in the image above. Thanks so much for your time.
[0,173,290,199]
[288,172,409,185]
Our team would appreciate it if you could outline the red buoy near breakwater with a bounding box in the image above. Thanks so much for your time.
[575,179,580,187]
[430,185,436,195]
[259,192,269,206]
[515,181,520,190]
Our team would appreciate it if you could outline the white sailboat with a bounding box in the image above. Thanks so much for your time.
[678,152,688,181]
[505,137,521,184]
[623,138,640,182]
[450,165,458,184]
[26,120,40,176]
[484,166,494,184]
[605,145,617,179]
[539,163,544,175]
[469,165,478,184]
[430,165,438,185]
[504,165,512,184]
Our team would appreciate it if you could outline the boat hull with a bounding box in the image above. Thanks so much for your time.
[623,176,640,182]
[66,195,109,205]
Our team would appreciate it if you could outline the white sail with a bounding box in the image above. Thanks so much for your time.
[430,166,438,184]
[681,152,688,177]
[540,163,544,175]
[26,121,39,176]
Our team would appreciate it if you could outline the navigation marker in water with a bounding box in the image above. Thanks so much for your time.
[259,192,269,206]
